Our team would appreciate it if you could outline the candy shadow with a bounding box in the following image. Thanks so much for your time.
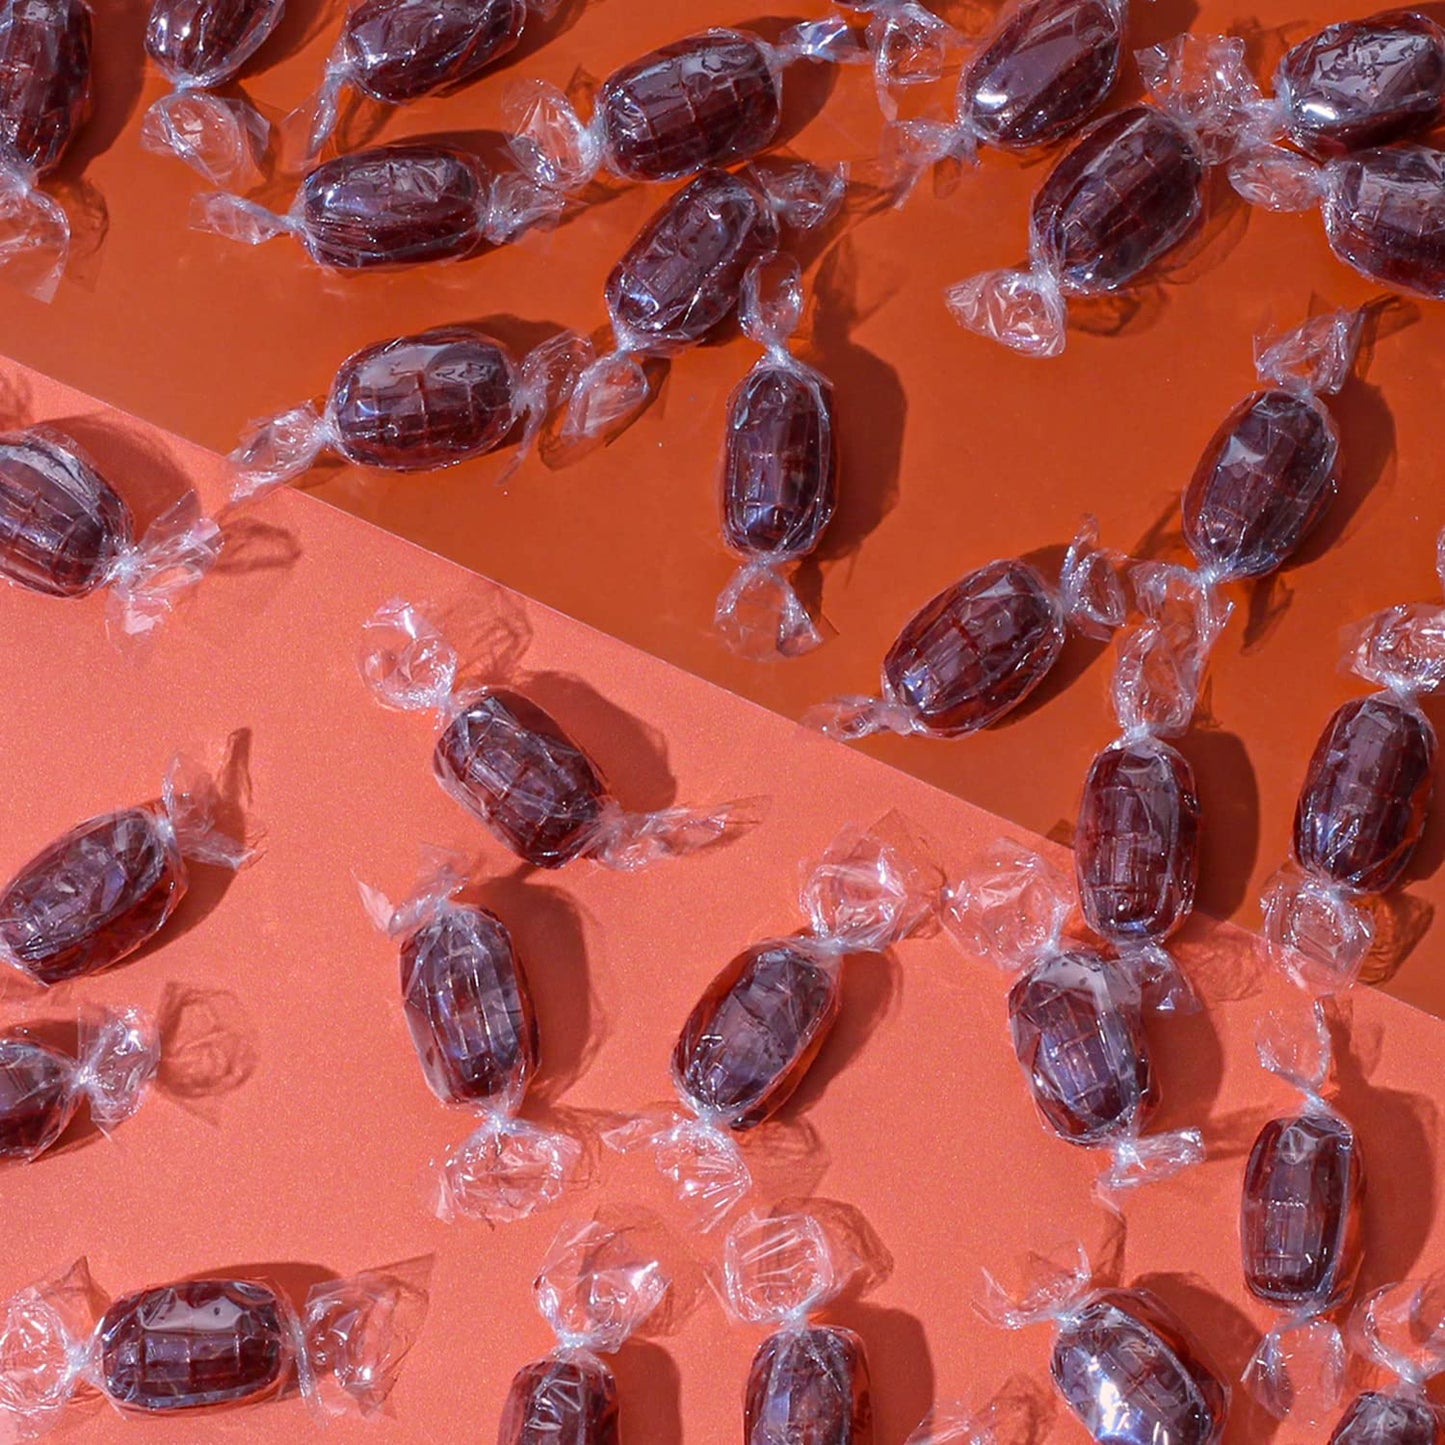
[840,1302,935,1445]
[1121,0,1203,66]
[1147,999,1226,1144]
[742,16,842,147]
[155,981,259,1121]
[253,0,337,71]
[59,0,148,176]
[1176,726,1260,920]
[1129,1271,1283,1444]
[610,1341,684,1442]
[46,412,197,528]
[474,870,602,1101]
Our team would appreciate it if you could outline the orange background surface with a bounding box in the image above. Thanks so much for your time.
[1,362,1444,1444]
[3,0,1445,1011]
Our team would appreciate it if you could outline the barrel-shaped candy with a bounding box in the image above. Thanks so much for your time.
[0,808,184,986]
[1182,389,1338,580]
[0,1036,77,1158]
[1076,738,1201,942]
[1329,1392,1439,1445]
[673,942,839,1130]
[1294,695,1436,894]
[400,903,537,1107]
[1241,1111,1363,1307]
[0,0,91,176]
[744,1325,871,1445]
[498,1354,620,1444]
[145,0,285,85]
[1323,145,1445,298]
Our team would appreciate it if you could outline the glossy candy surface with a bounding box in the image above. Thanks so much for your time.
[329,327,518,469]
[744,1325,872,1445]
[1294,695,1436,893]
[0,0,91,175]
[961,0,1123,150]
[606,168,780,351]
[598,31,780,182]
[497,1355,619,1445]
[0,808,184,986]
[1329,1392,1440,1445]
[435,689,608,868]
[1241,1112,1362,1306]
[1034,106,1204,291]
[0,430,132,597]
[1076,739,1200,942]
[1051,1289,1228,1445]
[723,366,836,558]
[1007,949,1154,1145]
[298,144,487,268]
[882,559,1063,736]
[400,903,537,1107]
[673,942,839,1130]
[1277,12,1445,158]
[97,1279,289,1412]
[1324,145,1445,297]
[145,0,285,84]
[0,1035,75,1158]
[340,0,526,104]
[1182,390,1338,580]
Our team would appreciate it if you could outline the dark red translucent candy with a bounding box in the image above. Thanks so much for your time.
[722,365,836,559]
[1294,695,1436,893]
[1241,1111,1363,1307]
[961,0,1123,151]
[340,0,526,104]
[744,1325,872,1445]
[1330,1392,1440,1445]
[434,689,608,868]
[1075,738,1201,943]
[329,327,518,469]
[882,559,1063,736]
[0,808,184,986]
[1323,145,1445,298]
[400,903,537,1107]
[673,942,839,1130]
[0,429,132,597]
[497,1355,619,1445]
[606,168,781,352]
[0,0,91,176]
[0,1035,76,1159]
[598,31,781,182]
[1008,949,1154,1145]
[1051,1289,1228,1445]
[1034,105,1204,291]
[298,144,487,268]
[98,1279,288,1412]
[1277,11,1445,159]
[1182,389,1338,580]
[145,0,285,85]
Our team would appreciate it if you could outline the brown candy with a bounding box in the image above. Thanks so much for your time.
[0,0,91,176]
[1034,105,1205,292]
[0,808,184,986]
[1294,694,1436,894]
[329,327,519,469]
[598,32,781,182]
[606,168,781,352]
[1007,949,1155,1145]
[340,0,526,104]
[961,0,1123,151]
[1182,389,1338,580]
[1329,1392,1440,1445]
[400,903,538,1108]
[744,1325,872,1445]
[498,1355,620,1445]
[882,559,1064,736]
[1241,1111,1363,1307]
[0,429,132,597]
[1278,12,1445,159]
[1075,739,1201,943]
[1051,1289,1228,1445]
[145,0,285,85]
[97,1279,289,1412]
[1323,145,1445,299]
[297,144,488,268]
[0,1035,76,1158]
[722,365,836,559]
[673,942,839,1130]
[434,689,608,868]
